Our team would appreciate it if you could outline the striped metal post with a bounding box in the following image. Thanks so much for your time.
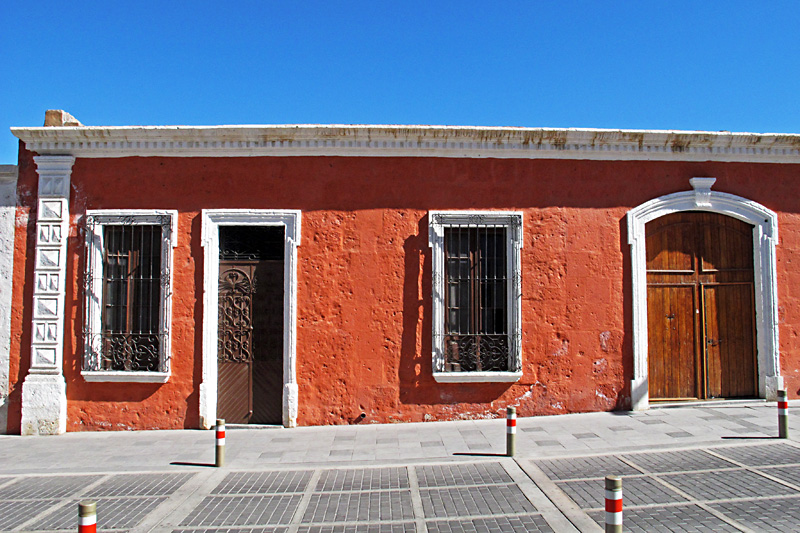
[506,407,516,457]
[215,419,226,467]
[78,501,97,533]
[778,390,789,439]
[605,475,622,533]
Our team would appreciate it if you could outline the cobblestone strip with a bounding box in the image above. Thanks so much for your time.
[12,474,109,532]
[704,447,800,493]
[516,459,601,532]
[503,458,579,532]
[286,469,321,533]
[406,464,428,533]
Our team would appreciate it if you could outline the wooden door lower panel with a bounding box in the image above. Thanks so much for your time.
[217,360,252,424]
[703,284,757,398]
[648,285,699,400]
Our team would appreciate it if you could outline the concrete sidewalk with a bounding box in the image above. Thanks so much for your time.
[0,401,798,531]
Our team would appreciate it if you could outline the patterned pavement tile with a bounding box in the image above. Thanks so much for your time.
[316,467,409,491]
[558,476,688,509]
[301,491,414,523]
[535,455,640,480]
[415,463,511,488]
[0,499,61,530]
[622,449,738,473]
[709,496,800,533]
[0,475,103,500]
[172,529,288,533]
[180,495,301,527]
[662,469,800,500]
[759,465,800,487]
[426,514,553,532]
[420,485,535,518]
[30,497,167,530]
[214,471,313,495]
[588,504,740,532]
[86,472,195,497]
[710,443,800,467]
[297,525,417,532]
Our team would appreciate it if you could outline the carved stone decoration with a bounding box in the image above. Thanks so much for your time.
[20,155,74,435]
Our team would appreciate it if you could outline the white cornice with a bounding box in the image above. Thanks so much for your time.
[10,124,800,163]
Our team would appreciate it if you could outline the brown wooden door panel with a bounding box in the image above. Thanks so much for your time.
[251,260,283,425]
[217,360,252,423]
[648,285,698,399]
[704,284,757,398]
[646,212,756,401]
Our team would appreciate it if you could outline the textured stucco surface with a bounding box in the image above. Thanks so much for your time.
[7,146,800,432]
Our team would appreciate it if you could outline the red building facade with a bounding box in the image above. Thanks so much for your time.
[5,117,799,434]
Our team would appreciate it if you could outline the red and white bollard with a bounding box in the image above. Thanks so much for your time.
[778,390,789,439]
[506,407,516,457]
[215,419,226,467]
[605,475,622,533]
[78,501,96,533]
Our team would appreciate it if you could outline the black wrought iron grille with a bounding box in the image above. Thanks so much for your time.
[444,225,509,371]
[99,224,163,371]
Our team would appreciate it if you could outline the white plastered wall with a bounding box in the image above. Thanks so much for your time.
[0,165,18,434]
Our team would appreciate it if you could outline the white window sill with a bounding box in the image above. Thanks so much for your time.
[81,371,170,383]
[433,371,523,383]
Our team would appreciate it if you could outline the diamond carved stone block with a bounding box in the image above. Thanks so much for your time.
[38,223,63,245]
[34,322,58,342]
[35,297,59,318]
[36,249,61,269]
[39,200,64,221]
[35,347,57,366]
[36,273,60,293]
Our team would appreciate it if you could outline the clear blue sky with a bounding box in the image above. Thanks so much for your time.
[2,1,799,163]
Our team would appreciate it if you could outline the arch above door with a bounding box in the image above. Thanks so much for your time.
[627,178,781,410]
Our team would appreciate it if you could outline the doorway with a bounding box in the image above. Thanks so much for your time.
[216,226,284,424]
[646,211,757,400]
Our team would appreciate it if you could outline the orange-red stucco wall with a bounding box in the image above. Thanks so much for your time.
[7,146,800,432]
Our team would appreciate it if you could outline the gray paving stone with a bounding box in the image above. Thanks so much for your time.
[297,525,416,532]
[709,496,800,532]
[663,469,800,500]
[181,495,301,526]
[588,503,740,532]
[535,455,640,480]
[173,529,288,532]
[86,472,195,497]
[426,514,553,532]
[0,474,103,500]
[301,491,414,522]
[420,484,536,518]
[622,449,738,473]
[666,431,694,438]
[0,499,61,530]
[534,440,562,447]
[31,496,167,530]
[759,465,800,487]
[415,462,511,487]
[316,467,409,491]
[214,471,313,495]
[558,476,688,509]
[711,443,800,466]
[573,433,599,439]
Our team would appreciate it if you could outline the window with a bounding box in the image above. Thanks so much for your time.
[83,210,176,382]
[429,211,523,382]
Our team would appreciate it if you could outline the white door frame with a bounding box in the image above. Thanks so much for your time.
[199,209,301,428]
[627,178,781,410]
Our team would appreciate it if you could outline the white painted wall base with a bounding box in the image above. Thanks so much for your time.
[764,375,784,402]
[630,377,649,411]
[20,373,67,435]
[283,383,298,427]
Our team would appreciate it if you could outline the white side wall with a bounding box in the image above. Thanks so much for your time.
[0,165,18,434]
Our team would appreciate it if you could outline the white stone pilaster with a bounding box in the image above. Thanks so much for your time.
[0,165,18,434]
[20,155,74,435]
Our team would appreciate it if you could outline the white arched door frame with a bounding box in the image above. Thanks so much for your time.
[627,178,781,410]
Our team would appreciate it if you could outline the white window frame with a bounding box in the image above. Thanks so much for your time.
[429,211,523,383]
[82,209,177,383]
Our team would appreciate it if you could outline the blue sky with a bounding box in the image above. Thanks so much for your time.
[2,1,799,163]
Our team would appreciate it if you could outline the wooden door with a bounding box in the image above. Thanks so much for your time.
[646,212,757,400]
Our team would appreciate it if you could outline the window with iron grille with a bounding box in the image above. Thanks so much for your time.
[429,211,523,382]
[83,210,176,382]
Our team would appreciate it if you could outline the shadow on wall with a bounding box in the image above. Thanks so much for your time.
[398,215,513,408]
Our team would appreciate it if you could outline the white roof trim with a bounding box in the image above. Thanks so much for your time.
[11,124,800,162]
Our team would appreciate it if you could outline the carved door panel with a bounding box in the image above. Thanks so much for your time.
[217,262,256,423]
[646,212,757,400]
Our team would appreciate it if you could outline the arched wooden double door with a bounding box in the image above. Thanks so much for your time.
[646,212,757,400]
